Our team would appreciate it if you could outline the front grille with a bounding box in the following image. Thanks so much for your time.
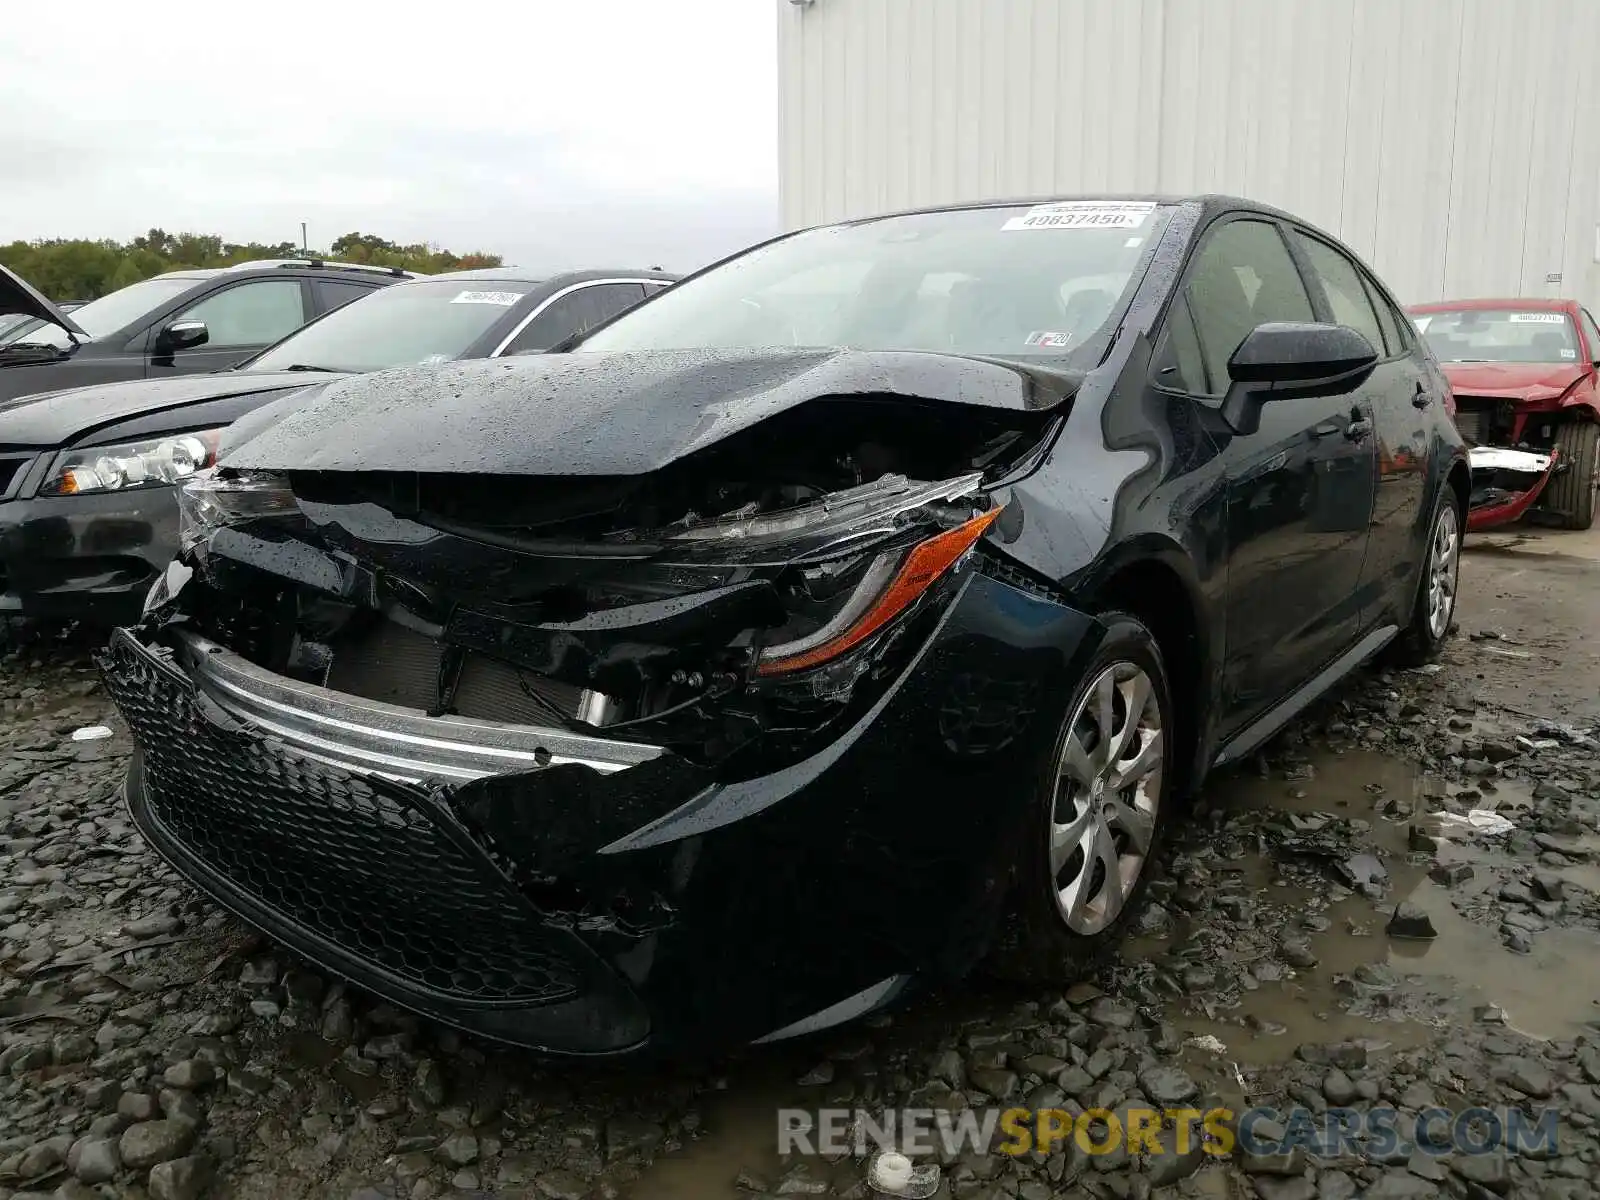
[0,452,34,500]
[99,630,581,1006]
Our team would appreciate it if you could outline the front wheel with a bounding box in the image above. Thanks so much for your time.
[1389,485,1463,667]
[1546,420,1598,531]
[986,612,1175,983]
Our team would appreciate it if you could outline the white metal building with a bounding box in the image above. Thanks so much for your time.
[777,0,1600,308]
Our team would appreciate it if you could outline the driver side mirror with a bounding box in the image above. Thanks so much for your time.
[1221,322,1378,435]
[156,320,209,354]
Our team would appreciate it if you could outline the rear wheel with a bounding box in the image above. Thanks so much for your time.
[1546,419,1598,531]
[1389,486,1462,667]
[986,612,1175,982]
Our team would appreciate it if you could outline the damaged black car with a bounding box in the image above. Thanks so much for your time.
[100,196,1469,1057]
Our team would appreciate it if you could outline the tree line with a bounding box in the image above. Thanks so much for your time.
[0,229,504,302]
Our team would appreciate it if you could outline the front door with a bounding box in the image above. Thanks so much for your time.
[147,278,311,376]
[1180,216,1378,729]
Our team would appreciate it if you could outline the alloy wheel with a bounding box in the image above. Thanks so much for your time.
[1426,502,1460,640]
[1049,661,1163,936]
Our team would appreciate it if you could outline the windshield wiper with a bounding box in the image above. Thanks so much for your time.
[280,364,338,373]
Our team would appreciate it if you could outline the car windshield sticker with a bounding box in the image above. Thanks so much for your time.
[1024,331,1073,348]
[418,353,450,364]
[1560,348,1578,359]
[449,291,522,306]
[1508,312,1565,323]
[1002,201,1156,232]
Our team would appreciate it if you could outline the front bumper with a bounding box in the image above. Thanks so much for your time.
[1465,446,1562,532]
[0,486,178,624]
[102,571,1101,1056]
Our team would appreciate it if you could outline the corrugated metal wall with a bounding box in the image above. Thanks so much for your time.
[777,0,1600,308]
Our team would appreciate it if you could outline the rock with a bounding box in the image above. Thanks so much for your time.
[1086,997,1135,1029]
[118,1093,160,1121]
[967,1068,1019,1101]
[148,1155,214,1200]
[1494,1057,1554,1098]
[119,1120,198,1170]
[1387,903,1438,939]
[16,1137,68,1178]
[534,1170,589,1200]
[1279,937,1318,968]
[1531,872,1566,902]
[1137,1066,1199,1105]
[123,913,181,939]
[1429,863,1474,886]
[1255,1180,1317,1200]
[1322,1068,1358,1105]
[604,1116,664,1160]
[67,1137,120,1184]
[1239,1147,1308,1175]
[162,1060,216,1090]
[434,1133,478,1167]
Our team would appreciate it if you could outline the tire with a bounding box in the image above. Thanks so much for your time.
[1388,485,1463,667]
[986,611,1175,983]
[1546,419,1598,531]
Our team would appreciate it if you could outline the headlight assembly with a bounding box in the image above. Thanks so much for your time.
[176,468,300,550]
[38,430,224,497]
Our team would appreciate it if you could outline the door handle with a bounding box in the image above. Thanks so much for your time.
[1346,418,1373,441]
[1411,383,1432,409]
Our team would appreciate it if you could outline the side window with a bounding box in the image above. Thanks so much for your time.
[1186,219,1314,395]
[1580,309,1600,362]
[503,284,647,355]
[316,280,377,315]
[1154,294,1208,393]
[1359,274,1406,356]
[174,280,307,349]
[1292,233,1387,356]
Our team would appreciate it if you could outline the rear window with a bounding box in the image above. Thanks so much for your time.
[1411,308,1580,364]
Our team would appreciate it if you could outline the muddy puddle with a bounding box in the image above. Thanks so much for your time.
[1125,748,1600,1063]
[625,747,1598,1198]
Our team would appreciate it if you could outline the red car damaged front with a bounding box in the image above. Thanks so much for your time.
[1408,300,1600,531]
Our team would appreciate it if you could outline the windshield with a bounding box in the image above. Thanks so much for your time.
[0,275,199,348]
[1412,308,1581,364]
[575,201,1172,361]
[245,278,541,373]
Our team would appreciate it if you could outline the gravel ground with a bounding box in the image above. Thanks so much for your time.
[2,527,1598,1200]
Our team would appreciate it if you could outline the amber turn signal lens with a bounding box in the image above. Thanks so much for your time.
[756,505,1004,675]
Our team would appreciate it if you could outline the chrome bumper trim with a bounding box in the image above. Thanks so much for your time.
[174,631,662,784]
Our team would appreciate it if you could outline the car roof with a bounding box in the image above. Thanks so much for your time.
[1408,297,1578,313]
[400,267,682,287]
[827,193,1293,226]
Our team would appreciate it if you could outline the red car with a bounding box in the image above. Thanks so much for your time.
[1408,297,1599,531]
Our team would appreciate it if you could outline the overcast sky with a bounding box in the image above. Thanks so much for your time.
[1,0,779,273]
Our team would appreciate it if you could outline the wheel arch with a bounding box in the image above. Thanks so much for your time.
[1071,537,1214,799]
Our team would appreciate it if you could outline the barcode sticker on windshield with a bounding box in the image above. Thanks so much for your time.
[1002,202,1155,232]
[1508,312,1565,323]
[450,291,521,306]
[1561,348,1578,359]
[1025,331,1073,348]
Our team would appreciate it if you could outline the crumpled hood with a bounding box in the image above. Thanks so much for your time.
[1440,360,1589,403]
[0,262,87,338]
[222,348,1082,477]
[0,371,339,448]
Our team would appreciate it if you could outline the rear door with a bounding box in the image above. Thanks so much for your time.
[313,278,383,316]
[147,278,313,376]
[1289,229,1434,631]
[1177,215,1377,726]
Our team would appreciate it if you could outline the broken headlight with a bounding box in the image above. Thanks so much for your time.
[176,468,300,550]
[736,475,1002,675]
[37,430,223,497]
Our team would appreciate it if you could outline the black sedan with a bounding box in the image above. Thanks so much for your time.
[101,196,1467,1058]
[0,267,675,625]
